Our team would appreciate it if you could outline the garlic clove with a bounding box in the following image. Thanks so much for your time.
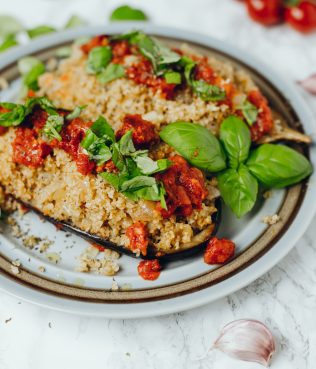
[298,74,316,95]
[214,319,276,367]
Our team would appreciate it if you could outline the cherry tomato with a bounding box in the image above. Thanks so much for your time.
[246,0,284,25]
[204,237,235,265]
[285,1,316,33]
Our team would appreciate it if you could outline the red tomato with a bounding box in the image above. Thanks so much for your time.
[285,1,316,33]
[204,237,235,265]
[246,0,284,25]
[138,259,161,281]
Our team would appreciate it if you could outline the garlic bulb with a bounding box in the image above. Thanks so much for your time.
[214,319,276,367]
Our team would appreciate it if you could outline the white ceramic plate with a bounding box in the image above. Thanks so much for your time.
[0,24,315,318]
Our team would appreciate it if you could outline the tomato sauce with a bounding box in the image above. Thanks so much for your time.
[116,114,158,148]
[126,58,177,99]
[111,40,132,64]
[126,221,149,256]
[137,259,161,281]
[247,89,273,141]
[57,118,95,175]
[155,155,208,218]
[204,237,235,264]
[80,35,108,54]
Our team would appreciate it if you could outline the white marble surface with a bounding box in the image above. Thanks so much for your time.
[0,0,316,368]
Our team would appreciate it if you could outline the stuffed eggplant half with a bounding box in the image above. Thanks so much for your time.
[0,31,312,260]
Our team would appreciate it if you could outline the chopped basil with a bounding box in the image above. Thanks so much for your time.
[164,71,181,85]
[0,15,23,38]
[43,115,64,141]
[0,34,18,52]
[192,80,226,102]
[27,25,56,39]
[0,97,57,127]
[86,46,112,74]
[66,105,86,121]
[18,57,46,92]
[112,31,181,74]
[236,98,258,126]
[81,116,169,206]
[97,63,125,84]
[64,15,87,29]
[110,5,148,21]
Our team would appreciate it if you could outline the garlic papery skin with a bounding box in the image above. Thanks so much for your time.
[214,319,276,367]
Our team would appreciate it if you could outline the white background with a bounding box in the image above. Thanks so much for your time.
[0,1,316,368]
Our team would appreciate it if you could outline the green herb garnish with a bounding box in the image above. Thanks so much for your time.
[97,63,126,84]
[236,98,258,126]
[0,15,23,38]
[164,71,182,85]
[86,46,112,74]
[18,57,45,91]
[43,115,64,141]
[110,5,148,21]
[66,105,86,121]
[81,117,171,207]
[64,15,87,29]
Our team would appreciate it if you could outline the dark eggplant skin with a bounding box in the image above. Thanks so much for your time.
[16,198,221,261]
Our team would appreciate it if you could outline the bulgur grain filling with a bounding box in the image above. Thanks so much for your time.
[0,31,312,261]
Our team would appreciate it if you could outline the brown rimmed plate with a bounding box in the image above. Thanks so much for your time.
[0,24,315,318]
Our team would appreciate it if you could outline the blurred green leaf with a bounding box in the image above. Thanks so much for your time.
[110,5,148,21]
[0,34,18,52]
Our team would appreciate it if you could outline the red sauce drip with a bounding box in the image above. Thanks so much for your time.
[91,243,106,252]
[247,90,273,141]
[138,259,161,281]
[204,237,235,264]
[194,59,216,84]
[116,114,158,148]
[57,118,95,175]
[126,221,149,256]
[126,58,177,99]
[155,155,208,218]
[80,35,108,54]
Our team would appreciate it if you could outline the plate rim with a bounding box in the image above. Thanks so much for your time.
[0,23,315,318]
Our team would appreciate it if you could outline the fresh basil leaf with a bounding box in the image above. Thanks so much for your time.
[116,31,180,73]
[0,102,26,127]
[90,116,115,142]
[0,15,23,38]
[99,172,121,190]
[124,183,160,201]
[27,25,56,39]
[192,80,226,102]
[43,115,64,141]
[86,46,112,74]
[25,97,57,116]
[160,121,226,172]
[134,156,171,175]
[119,130,136,155]
[64,15,87,29]
[219,116,251,169]
[110,5,148,21]
[111,143,126,172]
[158,183,167,209]
[55,46,72,58]
[164,71,181,85]
[0,34,18,52]
[121,175,156,192]
[18,57,41,75]
[97,63,125,84]
[66,105,86,121]
[237,99,258,126]
[180,56,196,84]
[81,131,112,165]
[247,144,313,188]
[22,62,45,91]
[218,165,258,218]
